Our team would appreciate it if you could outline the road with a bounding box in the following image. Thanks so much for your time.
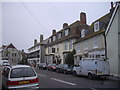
[35,68,119,89]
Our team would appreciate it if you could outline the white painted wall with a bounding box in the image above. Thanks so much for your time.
[106,6,119,77]
[0,3,2,47]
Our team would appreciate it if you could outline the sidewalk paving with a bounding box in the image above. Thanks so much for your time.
[108,75,120,81]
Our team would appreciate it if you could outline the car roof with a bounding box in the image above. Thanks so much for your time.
[8,65,31,69]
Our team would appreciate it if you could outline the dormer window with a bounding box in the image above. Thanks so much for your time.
[49,38,51,43]
[58,33,62,39]
[94,21,99,32]
[53,36,56,41]
[65,29,69,36]
[81,29,85,37]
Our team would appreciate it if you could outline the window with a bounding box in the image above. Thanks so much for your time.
[84,41,88,50]
[57,48,59,52]
[53,36,56,41]
[15,53,16,56]
[58,33,62,39]
[65,29,69,36]
[76,43,80,52]
[93,37,98,48]
[69,40,73,50]
[52,48,55,53]
[94,21,99,32]
[12,53,14,56]
[64,42,68,50]
[2,68,10,78]
[49,38,51,43]
[10,67,36,78]
[81,29,85,37]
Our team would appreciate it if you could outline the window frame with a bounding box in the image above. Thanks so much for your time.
[81,29,85,38]
[65,29,69,36]
[94,21,99,32]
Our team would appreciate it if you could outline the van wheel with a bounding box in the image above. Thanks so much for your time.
[73,71,77,76]
[88,73,93,79]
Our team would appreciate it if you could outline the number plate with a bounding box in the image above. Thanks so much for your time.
[19,81,29,84]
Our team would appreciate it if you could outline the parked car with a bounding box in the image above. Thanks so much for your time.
[46,64,57,71]
[56,64,73,74]
[2,65,39,90]
[73,58,110,79]
[38,63,47,70]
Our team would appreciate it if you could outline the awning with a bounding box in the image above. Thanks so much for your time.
[74,53,83,56]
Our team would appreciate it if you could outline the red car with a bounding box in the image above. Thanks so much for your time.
[46,64,57,71]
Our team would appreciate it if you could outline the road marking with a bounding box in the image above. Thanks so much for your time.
[38,74,47,77]
[50,78,76,86]
[90,88,98,90]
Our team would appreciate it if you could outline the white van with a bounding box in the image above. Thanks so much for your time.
[0,60,10,66]
[73,59,110,79]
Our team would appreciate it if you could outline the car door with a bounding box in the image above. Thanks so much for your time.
[2,67,10,88]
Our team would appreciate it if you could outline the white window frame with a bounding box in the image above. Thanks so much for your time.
[84,41,88,50]
[49,38,51,43]
[76,43,81,53]
[65,29,69,36]
[58,33,62,39]
[81,29,85,37]
[53,36,56,41]
[64,42,68,51]
[69,40,73,50]
[93,37,98,48]
[94,21,99,32]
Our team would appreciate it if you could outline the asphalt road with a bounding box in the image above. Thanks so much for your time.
[35,68,119,89]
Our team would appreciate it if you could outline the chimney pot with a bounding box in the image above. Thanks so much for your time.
[63,23,68,29]
[52,29,56,35]
[34,39,37,46]
[111,2,113,9]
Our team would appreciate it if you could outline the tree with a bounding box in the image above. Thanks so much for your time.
[64,49,76,65]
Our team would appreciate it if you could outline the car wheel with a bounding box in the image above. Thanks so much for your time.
[56,70,59,73]
[63,71,67,74]
[88,73,93,80]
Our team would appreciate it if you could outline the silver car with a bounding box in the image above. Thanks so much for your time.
[2,65,39,90]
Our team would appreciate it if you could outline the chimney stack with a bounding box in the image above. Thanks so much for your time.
[80,12,86,25]
[34,39,37,46]
[40,34,43,43]
[52,29,56,35]
[110,2,114,14]
[111,2,113,9]
[63,23,68,29]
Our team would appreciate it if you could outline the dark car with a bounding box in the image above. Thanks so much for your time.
[38,63,47,70]
[46,64,57,71]
[56,64,73,74]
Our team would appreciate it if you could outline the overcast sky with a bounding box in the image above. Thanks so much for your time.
[1,2,112,52]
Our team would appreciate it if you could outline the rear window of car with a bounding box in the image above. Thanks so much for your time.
[10,67,36,78]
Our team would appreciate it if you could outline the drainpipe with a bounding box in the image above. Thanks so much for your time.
[103,32,107,60]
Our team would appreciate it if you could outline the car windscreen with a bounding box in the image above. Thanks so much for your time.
[10,67,36,78]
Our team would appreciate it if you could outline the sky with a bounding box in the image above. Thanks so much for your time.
[1,2,114,52]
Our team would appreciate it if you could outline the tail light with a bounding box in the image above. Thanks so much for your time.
[7,78,39,86]
[7,80,19,86]
[29,78,39,83]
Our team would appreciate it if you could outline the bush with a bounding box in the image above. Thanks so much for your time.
[64,49,76,65]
